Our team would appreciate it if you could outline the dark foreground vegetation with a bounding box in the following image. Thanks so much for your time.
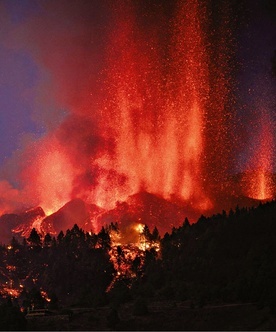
[1,200,276,330]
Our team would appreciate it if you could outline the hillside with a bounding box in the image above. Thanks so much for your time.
[0,199,276,330]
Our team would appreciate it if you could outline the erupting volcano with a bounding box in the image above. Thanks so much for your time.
[0,0,275,241]
[96,0,213,211]
[44,0,236,216]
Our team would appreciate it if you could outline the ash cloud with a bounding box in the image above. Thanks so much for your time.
[1,0,275,216]
[0,0,122,212]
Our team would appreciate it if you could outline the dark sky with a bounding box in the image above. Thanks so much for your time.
[235,0,276,171]
[0,2,42,164]
[0,0,107,165]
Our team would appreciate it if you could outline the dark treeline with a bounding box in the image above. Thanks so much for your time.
[1,200,276,330]
[146,201,276,309]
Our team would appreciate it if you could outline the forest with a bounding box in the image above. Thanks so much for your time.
[0,199,276,330]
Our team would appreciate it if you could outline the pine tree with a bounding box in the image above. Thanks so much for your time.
[27,228,41,247]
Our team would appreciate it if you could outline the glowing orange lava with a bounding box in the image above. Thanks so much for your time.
[243,110,274,200]
[26,138,76,215]
[107,222,161,292]
[9,0,255,229]
[96,0,213,211]
[38,150,74,214]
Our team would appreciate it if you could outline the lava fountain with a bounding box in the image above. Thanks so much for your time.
[167,0,209,206]
[93,0,216,211]
[243,110,274,200]
[0,0,241,220]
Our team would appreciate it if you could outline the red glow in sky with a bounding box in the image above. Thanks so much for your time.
[0,0,275,220]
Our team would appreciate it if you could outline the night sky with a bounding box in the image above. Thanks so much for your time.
[0,1,43,163]
[0,0,275,213]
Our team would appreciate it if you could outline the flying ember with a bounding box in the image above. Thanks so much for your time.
[243,110,274,200]
[87,0,228,213]
[0,0,274,235]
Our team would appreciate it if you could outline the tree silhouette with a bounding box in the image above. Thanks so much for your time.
[27,228,41,247]
[152,226,160,242]
[97,227,111,250]
[43,233,52,247]
[57,230,64,244]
